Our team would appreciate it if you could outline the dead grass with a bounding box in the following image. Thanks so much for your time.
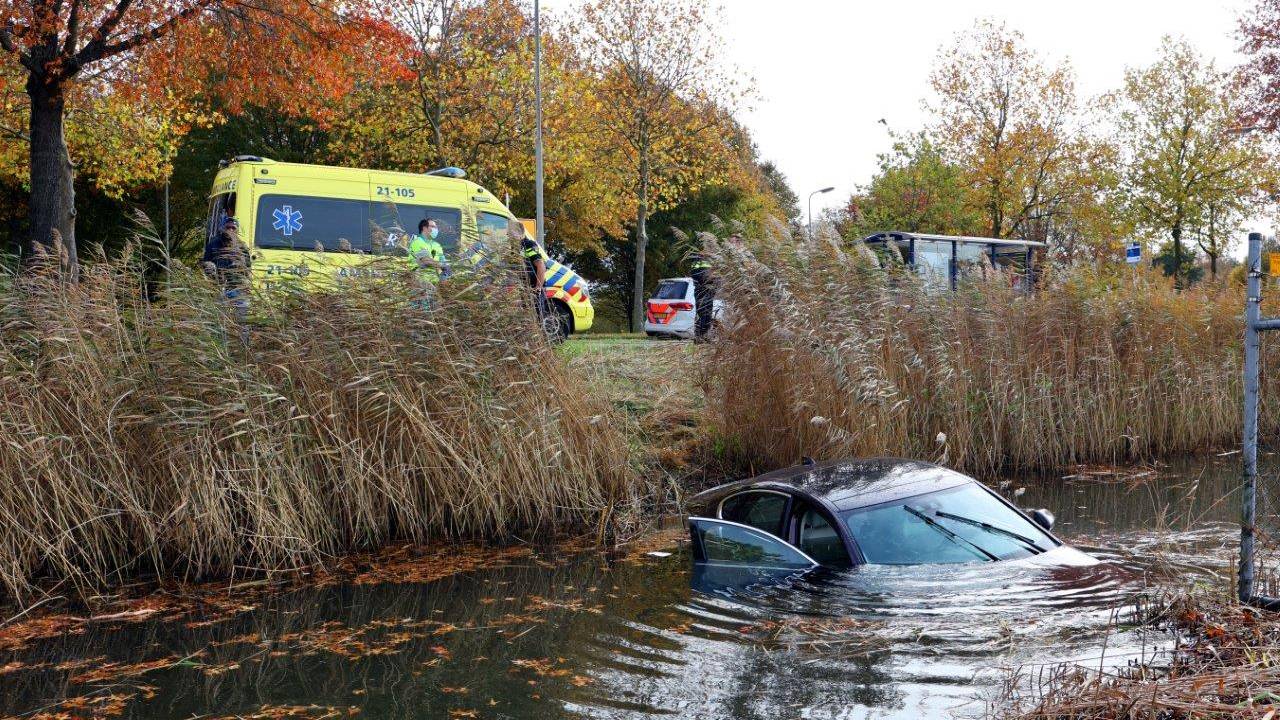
[702,222,1269,477]
[996,594,1280,719]
[0,243,651,608]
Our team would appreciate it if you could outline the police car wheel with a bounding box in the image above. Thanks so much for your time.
[542,306,571,343]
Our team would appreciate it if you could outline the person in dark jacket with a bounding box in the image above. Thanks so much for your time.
[690,249,714,339]
[202,216,252,326]
[511,219,547,322]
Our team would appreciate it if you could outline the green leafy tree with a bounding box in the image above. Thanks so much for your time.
[758,160,800,226]
[842,133,983,239]
[1186,200,1243,279]
[1153,239,1204,284]
[574,0,747,331]
[1115,37,1272,288]
[928,19,1103,247]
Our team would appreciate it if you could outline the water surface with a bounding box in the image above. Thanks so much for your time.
[0,457,1263,719]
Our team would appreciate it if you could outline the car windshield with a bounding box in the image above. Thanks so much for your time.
[653,281,688,300]
[841,483,1056,565]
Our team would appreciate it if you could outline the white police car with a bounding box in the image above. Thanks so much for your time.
[643,277,722,339]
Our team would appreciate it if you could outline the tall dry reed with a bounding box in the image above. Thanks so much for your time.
[0,244,646,607]
[703,222,1271,477]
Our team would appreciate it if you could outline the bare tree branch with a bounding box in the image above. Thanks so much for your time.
[73,0,212,70]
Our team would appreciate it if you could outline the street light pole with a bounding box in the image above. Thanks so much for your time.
[807,186,835,239]
[534,0,545,248]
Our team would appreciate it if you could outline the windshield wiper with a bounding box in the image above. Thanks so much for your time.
[903,505,999,562]
[934,510,1046,554]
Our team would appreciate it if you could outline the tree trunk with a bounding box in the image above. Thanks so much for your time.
[631,152,650,333]
[1172,223,1183,290]
[1208,209,1218,280]
[27,75,77,275]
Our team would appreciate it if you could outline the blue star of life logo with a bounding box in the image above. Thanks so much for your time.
[272,205,304,236]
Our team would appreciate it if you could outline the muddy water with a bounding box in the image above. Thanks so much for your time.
[0,458,1257,719]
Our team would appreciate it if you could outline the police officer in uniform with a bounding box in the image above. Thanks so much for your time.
[690,248,714,339]
[513,219,547,321]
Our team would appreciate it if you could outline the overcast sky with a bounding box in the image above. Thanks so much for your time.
[713,0,1255,223]
[540,0,1264,236]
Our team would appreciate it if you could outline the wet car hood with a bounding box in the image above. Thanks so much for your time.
[1008,543,1099,568]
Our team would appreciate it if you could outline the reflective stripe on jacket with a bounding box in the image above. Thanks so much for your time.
[408,234,445,283]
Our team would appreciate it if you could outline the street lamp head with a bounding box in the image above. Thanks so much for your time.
[819,186,835,194]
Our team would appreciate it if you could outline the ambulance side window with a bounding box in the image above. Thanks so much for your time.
[255,195,370,253]
[476,212,512,245]
[368,201,463,255]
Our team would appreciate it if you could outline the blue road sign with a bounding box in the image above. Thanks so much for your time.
[1125,242,1141,264]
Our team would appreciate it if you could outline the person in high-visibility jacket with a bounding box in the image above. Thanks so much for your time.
[407,218,446,284]
[690,249,714,339]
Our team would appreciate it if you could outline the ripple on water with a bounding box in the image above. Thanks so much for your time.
[0,462,1256,720]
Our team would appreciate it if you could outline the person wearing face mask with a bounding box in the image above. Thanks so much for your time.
[407,218,447,285]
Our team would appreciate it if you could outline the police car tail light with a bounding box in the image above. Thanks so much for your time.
[670,301,694,311]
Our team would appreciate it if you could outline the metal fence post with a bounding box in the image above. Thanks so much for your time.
[1241,233,1280,609]
[1242,231,1262,603]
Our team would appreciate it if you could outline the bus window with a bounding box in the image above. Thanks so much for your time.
[368,201,463,255]
[955,242,991,282]
[206,192,237,244]
[255,195,371,253]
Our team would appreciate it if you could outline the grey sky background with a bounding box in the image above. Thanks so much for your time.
[541,0,1265,245]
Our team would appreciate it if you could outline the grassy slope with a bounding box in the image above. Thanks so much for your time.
[562,336,709,494]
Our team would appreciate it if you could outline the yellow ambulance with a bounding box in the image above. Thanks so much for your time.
[205,156,593,336]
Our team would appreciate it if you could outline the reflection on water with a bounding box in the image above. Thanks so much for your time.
[0,458,1258,719]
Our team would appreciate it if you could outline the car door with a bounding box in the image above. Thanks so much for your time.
[688,518,818,570]
[788,500,853,567]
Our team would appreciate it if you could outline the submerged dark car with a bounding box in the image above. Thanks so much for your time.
[687,458,1096,571]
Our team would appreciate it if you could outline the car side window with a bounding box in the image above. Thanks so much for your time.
[793,503,849,566]
[689,519,816,569]
[719,491,789,536]
[367,202,464,255]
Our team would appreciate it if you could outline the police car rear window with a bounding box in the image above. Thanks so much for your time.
[653,281,689,300]
[256,195,372,253]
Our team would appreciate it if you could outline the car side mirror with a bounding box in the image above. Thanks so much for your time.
[1029,508,1055,531]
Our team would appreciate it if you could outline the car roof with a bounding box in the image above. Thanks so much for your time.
[691,457,974,513]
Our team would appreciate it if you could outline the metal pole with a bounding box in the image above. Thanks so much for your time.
[534,0,544,248]
[807,192,815,240]
[1242,231,1262,603]
[164,180,171,250]
[806,187,834,240]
